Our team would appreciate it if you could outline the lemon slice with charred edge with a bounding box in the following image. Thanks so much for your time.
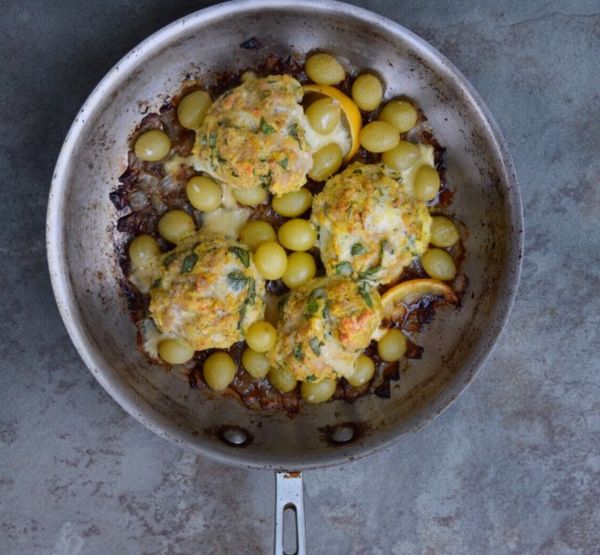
[372,279,458,340]
[303,84,362,162]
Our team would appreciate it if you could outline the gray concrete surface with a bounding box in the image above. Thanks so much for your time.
[1,1,599,553]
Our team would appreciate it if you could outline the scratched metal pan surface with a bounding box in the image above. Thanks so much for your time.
[46,0,523,470]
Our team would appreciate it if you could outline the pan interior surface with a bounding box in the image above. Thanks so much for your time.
[47,0,522,470]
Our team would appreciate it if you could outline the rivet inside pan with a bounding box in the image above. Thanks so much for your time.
[221,426,251,447]
[329,423,355,444]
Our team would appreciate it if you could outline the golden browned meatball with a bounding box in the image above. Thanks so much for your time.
[149,233,265,350]
[268,276,383,382]
[193,75,313,196]
[311,163,432,285]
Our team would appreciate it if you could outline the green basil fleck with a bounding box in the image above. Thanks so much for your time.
[359,265,381,280]
[277,156,289,170]
[227,271,249,292]
[260,170,272,188]
[358,282,374,308]
[306,287,327,316]
[163,253,177,268]
[306,375,317,383]
[181,253,198,274]
[288,123,301,145]
[238,303,247,330]
[208,132,217,149]
[309,338,323,356]
[351,243,365,256]
[247,279,256,303]
[335,261,353,276]
[307,299,319,314]
[229,246,250,267]
[259,117,275,134]
[238,279,256,330]
[293,344,304,361]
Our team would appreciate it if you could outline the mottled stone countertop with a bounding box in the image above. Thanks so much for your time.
[1,1,599,553]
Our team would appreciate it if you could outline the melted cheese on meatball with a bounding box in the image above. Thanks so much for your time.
[300,111,351,157]
[396,143,435,191]
[201,185,251,239]
[193,75,313,196]
[311,163,432,285]
[268,276,383,382]
[149,233,265,350]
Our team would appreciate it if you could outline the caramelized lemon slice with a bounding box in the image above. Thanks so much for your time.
[372,278,457,340]
[382,278,457,318]
[303,84,362,162]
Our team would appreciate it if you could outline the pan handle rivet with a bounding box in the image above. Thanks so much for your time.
[330,424,355,444]
[222,426,250,446]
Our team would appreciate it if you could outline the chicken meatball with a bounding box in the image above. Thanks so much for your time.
[193,75,312,196]
[268,276,383,382]
[311,163,432,285]
[149,233,265,350]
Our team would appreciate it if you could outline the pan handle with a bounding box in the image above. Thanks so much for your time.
[275,471,306,555]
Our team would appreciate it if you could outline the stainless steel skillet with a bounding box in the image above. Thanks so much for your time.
[46,1,523,552]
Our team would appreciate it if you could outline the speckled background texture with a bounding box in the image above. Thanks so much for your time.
[1,1,599,553]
